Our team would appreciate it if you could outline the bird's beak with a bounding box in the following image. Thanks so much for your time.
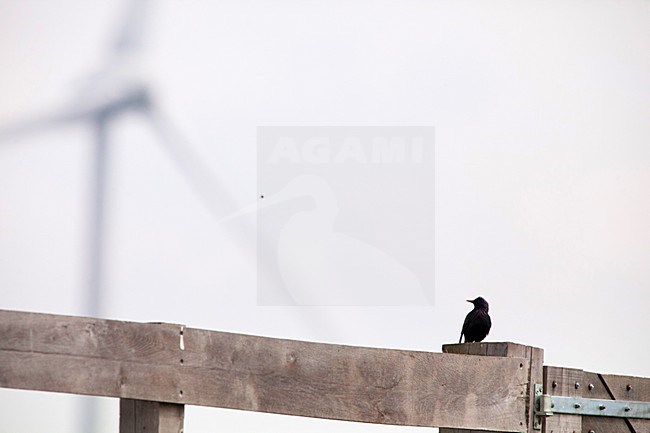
[466,299,473,303]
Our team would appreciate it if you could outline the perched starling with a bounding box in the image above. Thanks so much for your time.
[459,297,491,343]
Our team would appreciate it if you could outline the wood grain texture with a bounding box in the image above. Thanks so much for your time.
[443,342,523,357]
[543,366,582,433]
[542,367,650,433]
[120,399,184,433]
[581,371,649,433]
[0,309,183,364]
[0,310,529,431]
[602,372,650,433]
[441,342,543,433]
[526,347,544,433]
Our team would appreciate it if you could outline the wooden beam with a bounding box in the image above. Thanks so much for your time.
[0,309,530,431]
[440,342,544,433]
[119,399,184,433]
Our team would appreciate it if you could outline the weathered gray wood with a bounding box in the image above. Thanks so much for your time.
[601,373,650,401]
[0,309,529,431]
[543,366,582,433]
[581,371,649,433]
[443,341,540,359]
[120,399,184,433]
[525,346,545,433]
[441,342,543,433]
[541,367,650,433]
[602,372,650,433]
[0,309,183,364]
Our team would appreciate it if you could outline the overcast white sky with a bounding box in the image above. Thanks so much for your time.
[0,1,649,432]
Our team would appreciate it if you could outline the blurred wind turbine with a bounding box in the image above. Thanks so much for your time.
[0,1,247,431]
[0,0,240,319]
[0,2,339,412]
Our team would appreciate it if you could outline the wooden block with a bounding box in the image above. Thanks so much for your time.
[120,399,184,433]
[441,342,544,433]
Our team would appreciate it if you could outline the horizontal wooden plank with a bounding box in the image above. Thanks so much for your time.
[581,370,650,433]
[600,372,650,402]
[0,309,183,365]
[0,309,530,431]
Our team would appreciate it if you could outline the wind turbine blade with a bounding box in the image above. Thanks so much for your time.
[0,107,93,143]
[143,107,343,336]
[112,0,150,55]
[144,107,246,221]
[143,108,288,298]
[217,201,260,224]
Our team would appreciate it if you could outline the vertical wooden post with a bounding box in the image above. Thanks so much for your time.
[542,367,582,433]
[120,399,184,433]
[440,342,544,433]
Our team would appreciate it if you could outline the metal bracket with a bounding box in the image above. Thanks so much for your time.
[550,395,650,418]
[533,383,650,427]
[532,384,549,430]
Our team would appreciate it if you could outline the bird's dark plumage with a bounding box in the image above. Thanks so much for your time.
[459,296,491,343]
